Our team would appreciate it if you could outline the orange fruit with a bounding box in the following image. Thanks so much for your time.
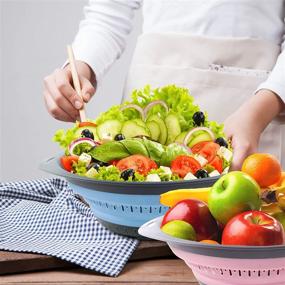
[200,240,219,245]
[241,153,281,188]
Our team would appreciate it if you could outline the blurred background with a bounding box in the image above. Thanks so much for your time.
[0,0,142,181]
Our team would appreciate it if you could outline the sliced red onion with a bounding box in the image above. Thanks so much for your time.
[183,127,215,146]
[143,100,169,118]
[120,104,145,120]
[69,138,97,156]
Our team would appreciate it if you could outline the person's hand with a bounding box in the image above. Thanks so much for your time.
[224,112,259,171]
[44,60,96,122]
[224,89,284,170]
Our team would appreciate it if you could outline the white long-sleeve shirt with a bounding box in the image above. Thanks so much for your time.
[72,0,285,100]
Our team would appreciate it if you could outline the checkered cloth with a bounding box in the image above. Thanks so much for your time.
[0,178,139,276]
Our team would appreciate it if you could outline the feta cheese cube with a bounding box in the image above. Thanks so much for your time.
[184,172,197,180]
[85,167,98,178]
[217,147,233,162]
[146,174,161,182]
[78,153,92,166]
[209,170,220,177]
[222,166,230,174]
[159,166,172,175]
[194,154,208,167]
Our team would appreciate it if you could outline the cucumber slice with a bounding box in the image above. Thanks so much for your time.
[96,120,122,140]
[74,126,100,141]
[147,115,167,145]
[132,119,147,128]
[121,120,150,138]
[187,131,213,147]
[165,114,181,145]
[146,121,161,141]
[175,131,187,144]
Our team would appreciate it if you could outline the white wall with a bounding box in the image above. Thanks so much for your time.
[0,0,142,181]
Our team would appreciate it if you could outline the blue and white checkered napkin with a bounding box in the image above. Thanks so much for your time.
[0,178,139,276]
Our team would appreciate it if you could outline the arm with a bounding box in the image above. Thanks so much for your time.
[43,0,141,122]
[73,0,141,85]
[224,51,285,170]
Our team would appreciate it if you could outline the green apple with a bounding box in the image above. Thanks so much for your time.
[208,171,261,225]
[161,220,196,240]
[273,212,285,232]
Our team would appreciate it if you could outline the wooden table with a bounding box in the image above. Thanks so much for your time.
[0,259,199,285]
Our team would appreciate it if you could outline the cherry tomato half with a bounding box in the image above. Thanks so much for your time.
[78,122,97,128]
[116,155,158,176]
[209,156,223,173]
[60,156,79,172]
[171,155,201,178]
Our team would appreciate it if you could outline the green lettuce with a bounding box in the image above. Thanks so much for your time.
[160,143,189,166]
[53,123,79,154]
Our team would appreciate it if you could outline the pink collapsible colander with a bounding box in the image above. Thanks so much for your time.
[139,217,285,285]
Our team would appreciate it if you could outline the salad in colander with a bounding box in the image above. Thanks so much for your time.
[53,85,233,182]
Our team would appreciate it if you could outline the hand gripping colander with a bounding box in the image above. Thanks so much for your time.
[139,216,285,285]
[40,155,219,238]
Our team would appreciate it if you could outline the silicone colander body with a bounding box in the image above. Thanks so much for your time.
[40,155,219,238]
[139,217,285,285]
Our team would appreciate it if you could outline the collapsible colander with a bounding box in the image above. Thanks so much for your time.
[139,216,285,285]
[40,155,219,238]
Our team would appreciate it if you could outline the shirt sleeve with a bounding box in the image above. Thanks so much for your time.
[72,0,142,85]
[255,29,285,101]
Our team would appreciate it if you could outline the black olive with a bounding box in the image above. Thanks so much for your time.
[120,169,135,181]
[215,137,228,148]
[93,163,101,171]
[87,162,100,171]
[114,134,125,141]
[195,169,209,179]
[81,129,94,140]
[192,111,205,126]
[97,160,109,167]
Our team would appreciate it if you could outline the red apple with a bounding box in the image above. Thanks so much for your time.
[222,210,285,246]
[161,199,219,241]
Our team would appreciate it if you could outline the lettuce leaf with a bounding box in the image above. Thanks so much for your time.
[53,125,78,155]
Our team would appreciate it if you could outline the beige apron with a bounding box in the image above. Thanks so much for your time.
[123,33,285,166]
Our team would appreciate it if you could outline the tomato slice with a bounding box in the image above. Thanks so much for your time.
[171,155,201,178]
[209,156,223,173]
[60,156,79,172]
[196,142,220,162]
[110,160,119,166]
[78,122,97,128]
[116,155,157,176]
[191,141,211,154]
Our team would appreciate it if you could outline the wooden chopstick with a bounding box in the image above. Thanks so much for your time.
[67,45,87,122]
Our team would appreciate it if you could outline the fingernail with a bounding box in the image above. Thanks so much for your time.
[84,93,91,102]
[75,100,82,109]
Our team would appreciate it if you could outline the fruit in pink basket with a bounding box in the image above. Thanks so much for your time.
[161,199,219,241]
[208,171,261,225]
[222,210,285,246]
[161,220,196,240]
[200,239,219,245]
[273,212,285,232]
[242,153,281,188]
